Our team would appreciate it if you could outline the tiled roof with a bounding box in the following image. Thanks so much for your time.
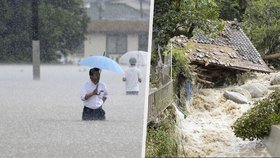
[190,21,271,73]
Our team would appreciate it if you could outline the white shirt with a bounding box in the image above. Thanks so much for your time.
[80,81,108,109]
[124,66,142,92]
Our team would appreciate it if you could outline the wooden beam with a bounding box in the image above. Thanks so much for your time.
[197,77,214,86]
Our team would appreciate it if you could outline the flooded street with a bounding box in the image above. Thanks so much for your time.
[177,74,274,157]
[0,65,147,158]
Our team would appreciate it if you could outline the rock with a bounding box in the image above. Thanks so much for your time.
[254,83,268,92]
[230,87,251,100]
[241,83,268,98]
[224,91,249,104]
[271,72,280,85]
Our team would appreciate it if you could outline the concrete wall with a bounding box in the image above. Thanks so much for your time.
[263,125,280,157]
[84,33,106,56]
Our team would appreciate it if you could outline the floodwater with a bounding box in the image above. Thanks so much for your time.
[0,64,148,158]
[176,74,273,157]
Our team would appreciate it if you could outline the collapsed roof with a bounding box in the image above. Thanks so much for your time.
[187,21,271,73]
[171,21,271,87]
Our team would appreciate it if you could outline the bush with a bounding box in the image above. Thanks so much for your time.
[145,107,179,157]
[232,88,280,140]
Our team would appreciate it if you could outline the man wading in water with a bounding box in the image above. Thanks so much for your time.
[80,68,108,120]
[122,57,142,95]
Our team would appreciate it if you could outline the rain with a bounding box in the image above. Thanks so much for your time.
[1,0,151,157]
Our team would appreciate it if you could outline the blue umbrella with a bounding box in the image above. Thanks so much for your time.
[79,56,124,74]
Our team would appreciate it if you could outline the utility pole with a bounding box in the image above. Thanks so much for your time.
[32,0,40,80]
[139,0,143,19]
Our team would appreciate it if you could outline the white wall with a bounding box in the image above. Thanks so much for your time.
[127,34,138,51]
[84,33,140,58]
[84,33,106,57]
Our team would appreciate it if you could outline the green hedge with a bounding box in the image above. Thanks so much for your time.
[232,88,280,140]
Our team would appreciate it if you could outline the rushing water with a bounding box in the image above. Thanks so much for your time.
[176,85,271,157]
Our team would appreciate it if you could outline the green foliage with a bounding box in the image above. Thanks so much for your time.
[0,0,33,62]
[150,50,158,66]
[153,0,223,48]
[0,0,89,63]
[232,88,280,140]
[145,107,179,157]
[39,0,89,62]
[242,0,280,55]
[271,113,280,124]
[170,42,192,82]
[215,0,251,21]
[167,39,194,107]
[146,128,177,157]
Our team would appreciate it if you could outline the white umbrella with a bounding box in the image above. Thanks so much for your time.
[119,51,148,66]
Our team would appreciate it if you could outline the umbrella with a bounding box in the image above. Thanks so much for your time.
[119,51,148,66]
[79,56,124,74]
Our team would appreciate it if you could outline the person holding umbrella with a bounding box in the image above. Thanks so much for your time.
[80,68,108,120]
[122,57,142,95]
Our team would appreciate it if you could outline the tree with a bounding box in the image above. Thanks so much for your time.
[242,0,280,57]
[215,0,240,20]
[236,0,251,19]
[0,0,89,63]
[0,0,33,62]
[215,0,252,21]
[153,0,223,48]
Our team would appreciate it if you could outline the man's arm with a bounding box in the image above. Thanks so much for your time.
[84,87,98,100]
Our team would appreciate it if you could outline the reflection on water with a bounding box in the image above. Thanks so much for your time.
[177,88,271,157]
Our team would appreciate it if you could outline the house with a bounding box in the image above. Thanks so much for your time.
[83,0,150,62]
[173,21,271,86]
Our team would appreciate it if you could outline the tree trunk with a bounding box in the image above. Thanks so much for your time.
[263,53,280,60]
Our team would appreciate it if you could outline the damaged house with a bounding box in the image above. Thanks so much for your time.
[174,21,271,87]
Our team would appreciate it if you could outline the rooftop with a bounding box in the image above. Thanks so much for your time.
[188,21,271,73]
